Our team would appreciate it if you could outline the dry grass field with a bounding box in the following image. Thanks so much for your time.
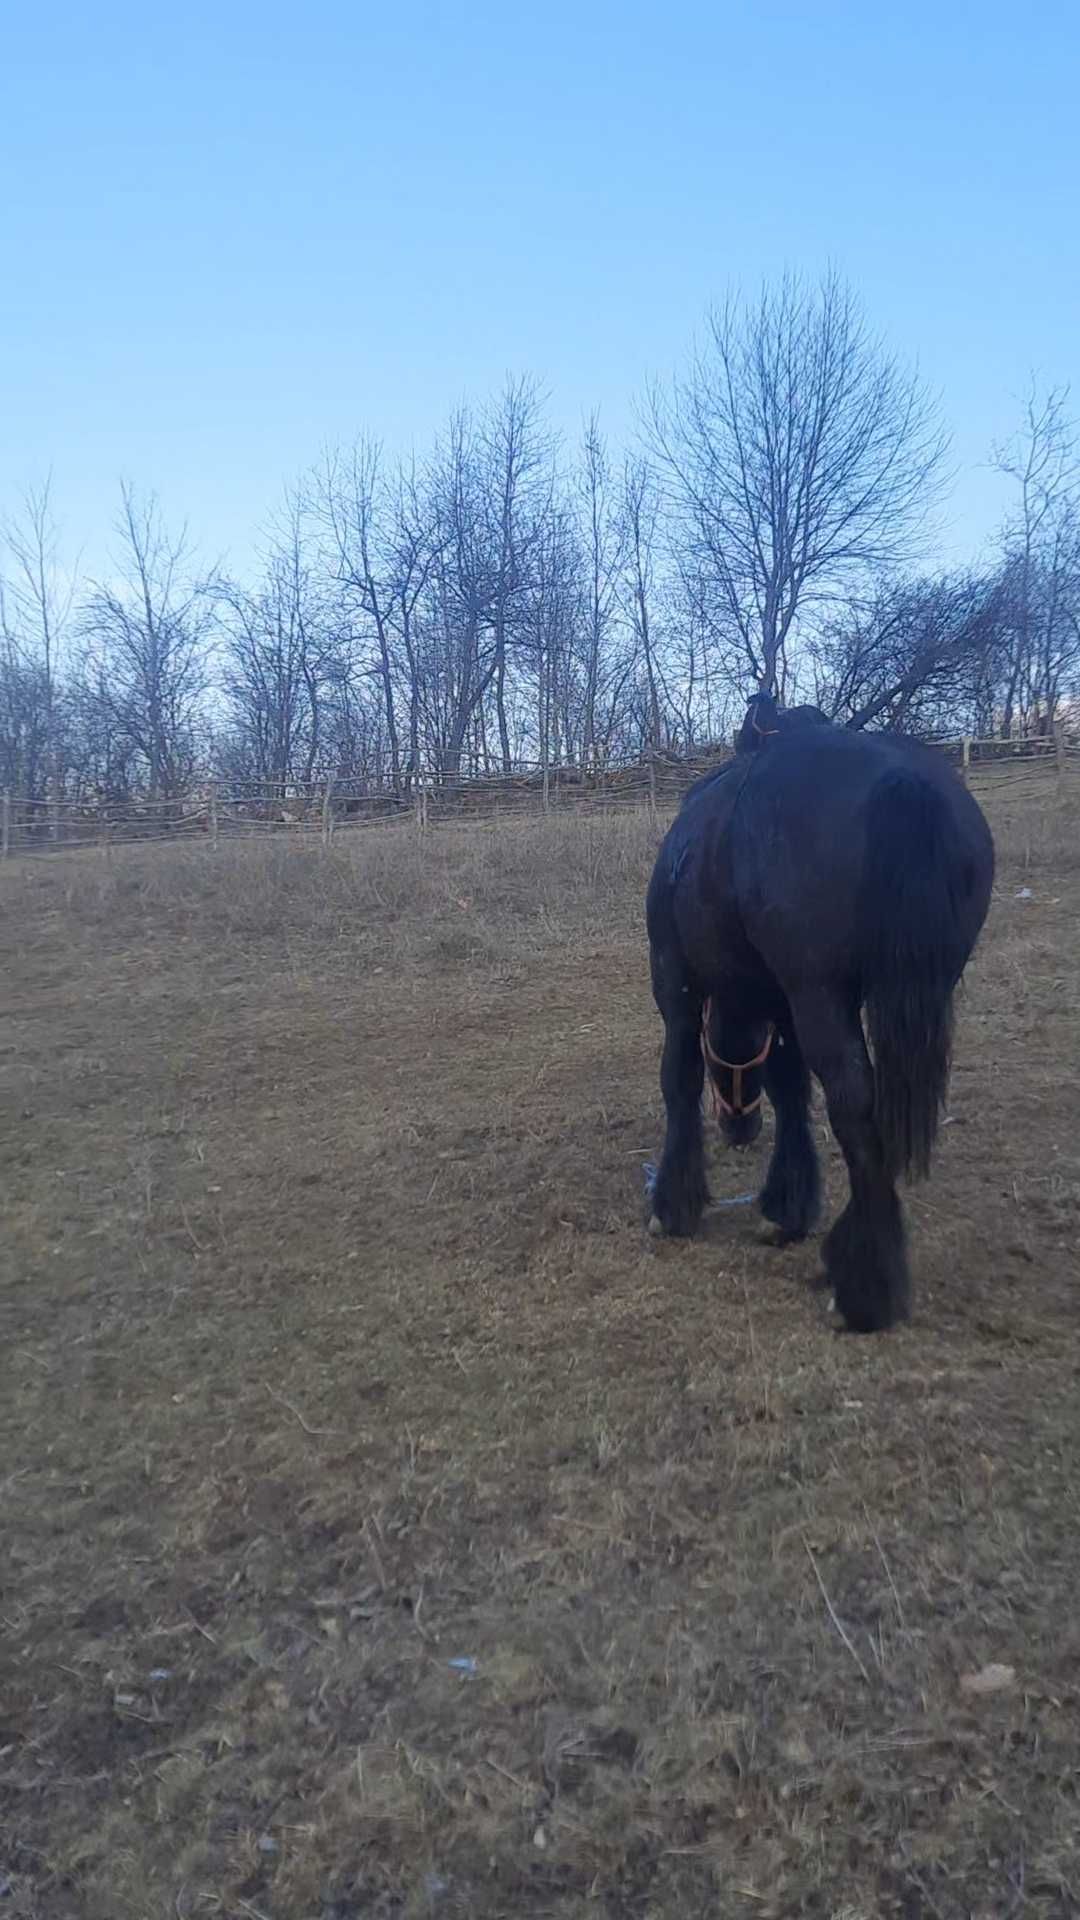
[2,769,1078,1919]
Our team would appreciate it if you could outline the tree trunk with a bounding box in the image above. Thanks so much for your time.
[494,621,512,773]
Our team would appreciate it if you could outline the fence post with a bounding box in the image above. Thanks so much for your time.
[961,736,971,781]
[322,776,334,847]
[415,784,428,836]
[1,789,10,859]
[1054,722,1066,785]
[647,752,658,820]
[98,804,111,862]
[209,778,219,849]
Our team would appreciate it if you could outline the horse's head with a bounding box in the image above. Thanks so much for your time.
[736,692,781,755]
[701,1003,773,1148]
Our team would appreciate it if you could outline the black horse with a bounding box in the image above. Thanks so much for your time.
[645,703,994,1332]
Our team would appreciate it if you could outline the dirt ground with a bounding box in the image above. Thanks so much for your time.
[2,772,1079,1920]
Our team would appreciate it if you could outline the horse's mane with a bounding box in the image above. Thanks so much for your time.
[679,757,747,812]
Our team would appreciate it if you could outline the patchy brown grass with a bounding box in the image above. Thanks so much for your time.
[2,770,1079,1919]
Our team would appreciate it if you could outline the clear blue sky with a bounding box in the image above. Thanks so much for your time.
[3,0,1077,581]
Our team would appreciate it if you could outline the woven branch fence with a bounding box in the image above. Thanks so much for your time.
[1,735,1076,861]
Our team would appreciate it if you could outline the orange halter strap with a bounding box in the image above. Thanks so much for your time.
[700,1003,776,1118]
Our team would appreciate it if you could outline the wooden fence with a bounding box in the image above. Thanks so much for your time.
[1,734,1076,861]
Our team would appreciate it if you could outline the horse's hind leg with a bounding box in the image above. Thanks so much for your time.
[790,988,910,1332]
[648,947,707,1238]
[759,1023,821,1243]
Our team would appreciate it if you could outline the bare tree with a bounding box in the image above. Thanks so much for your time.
[0,633,51,800]
[810,571,1007,733]
[650,271,949,697]
[314,441,441,791]
[1,478,77,822]
[1026,501,1080,730]
[420,409,506,776]
[515,505,580,786]
[386,458,440,785]
[575,415,625,766]
[65,655,143,804]
[80,484,214,798]
[621,455,664,747]
[317,439,403,790]
[220,496,334,784]
[421,415,475,772]
[993,385,1079,735]
[657,564,736,751]
[479,377,553,771]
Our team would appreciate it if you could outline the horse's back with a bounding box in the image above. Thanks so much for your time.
[731,730,992,980]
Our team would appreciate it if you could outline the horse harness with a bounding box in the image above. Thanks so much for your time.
[700,1002,775,1119]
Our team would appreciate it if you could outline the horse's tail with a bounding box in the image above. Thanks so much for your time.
[860,770,971,1181]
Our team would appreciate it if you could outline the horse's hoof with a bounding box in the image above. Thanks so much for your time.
[647,1213,665,1238]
